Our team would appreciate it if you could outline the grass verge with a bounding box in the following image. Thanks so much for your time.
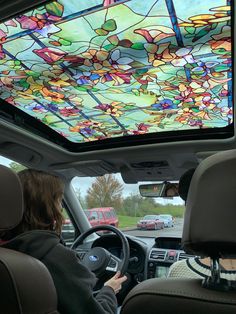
[118,215,142,229]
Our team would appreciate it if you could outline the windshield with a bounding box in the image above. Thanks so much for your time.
[72,174,185,238]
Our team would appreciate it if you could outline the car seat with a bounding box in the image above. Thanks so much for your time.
[121,149,236,314]
[0,165,58,313]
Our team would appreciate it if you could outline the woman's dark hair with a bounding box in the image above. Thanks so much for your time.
[9,169,65,237]
[178,168,196,202]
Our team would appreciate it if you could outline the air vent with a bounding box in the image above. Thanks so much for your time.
[178,252,194,260]
[150,249,166,261]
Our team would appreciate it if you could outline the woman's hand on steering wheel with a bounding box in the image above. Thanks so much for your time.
[104,271,127,294]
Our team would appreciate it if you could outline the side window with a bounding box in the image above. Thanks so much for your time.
[61,204,76,246]
[61,219,75,247]
[91,211,98,220]
[105,212,111,219]
[111,210,116,218]
[0,158,26,173]
[98,211,103,219]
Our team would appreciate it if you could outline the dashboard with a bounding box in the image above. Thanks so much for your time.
[155,237,183,250]
[92,234,194,281]
[147,236,194,279]
[76,233,196,305]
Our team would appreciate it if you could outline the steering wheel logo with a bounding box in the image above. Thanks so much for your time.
[89,255,99,262]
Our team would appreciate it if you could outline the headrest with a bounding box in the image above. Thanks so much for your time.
[182,149,236,258]
[178,168,196,202]
[0,165,23,231]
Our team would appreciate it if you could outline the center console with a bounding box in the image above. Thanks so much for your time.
[147,237,194,279]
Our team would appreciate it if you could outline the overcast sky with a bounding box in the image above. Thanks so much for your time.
[72,173,140,197]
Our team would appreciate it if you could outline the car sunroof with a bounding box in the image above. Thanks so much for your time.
[0,0,233,145]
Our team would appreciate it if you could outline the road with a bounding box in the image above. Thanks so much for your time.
[123,218,184,238]
[64,218,184,247]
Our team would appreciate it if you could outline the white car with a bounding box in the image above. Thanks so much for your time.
[157,215,174,228]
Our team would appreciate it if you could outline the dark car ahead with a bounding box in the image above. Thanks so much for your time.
[137,215,164,230]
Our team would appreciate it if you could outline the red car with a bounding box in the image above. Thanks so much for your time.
[84,207,119,228]
[137,215,164,230]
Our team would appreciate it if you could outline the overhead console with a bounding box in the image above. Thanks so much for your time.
[147,237,195,279]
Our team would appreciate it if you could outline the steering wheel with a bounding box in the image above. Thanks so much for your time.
[71,225,130,277]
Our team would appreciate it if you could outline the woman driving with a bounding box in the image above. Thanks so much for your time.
[0,169,127,314]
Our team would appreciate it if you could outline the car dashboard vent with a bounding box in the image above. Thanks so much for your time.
[149,249,166,261]
[178,252,195,260]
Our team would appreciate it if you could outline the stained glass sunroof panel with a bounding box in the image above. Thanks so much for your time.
[0,0,232,143]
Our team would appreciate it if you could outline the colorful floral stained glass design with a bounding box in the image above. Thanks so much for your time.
[0,0,232,143]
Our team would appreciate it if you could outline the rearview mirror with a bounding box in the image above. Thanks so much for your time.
[139,182,179,198]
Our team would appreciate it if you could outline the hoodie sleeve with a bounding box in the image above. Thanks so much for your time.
[86,286,117,314]
[42,243,117,314]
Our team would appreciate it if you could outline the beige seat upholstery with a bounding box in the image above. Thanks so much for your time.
[0,165,58,314]
[121,149,236,314]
